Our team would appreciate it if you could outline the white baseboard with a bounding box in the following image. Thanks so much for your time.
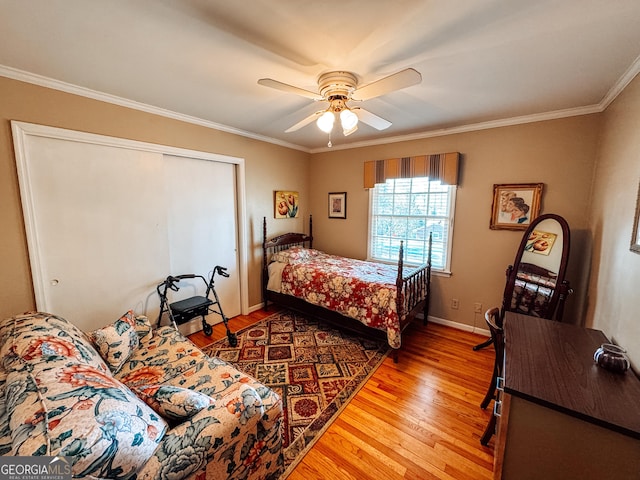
[425,314,490,338]
[248,302,265,314]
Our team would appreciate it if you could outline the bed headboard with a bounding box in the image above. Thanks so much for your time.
[262,215,313,250]
[262,216,313,305]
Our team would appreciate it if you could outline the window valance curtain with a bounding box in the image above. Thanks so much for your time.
[363,152,459,188]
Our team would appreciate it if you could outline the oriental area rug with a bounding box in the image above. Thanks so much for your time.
[203,309,390,478]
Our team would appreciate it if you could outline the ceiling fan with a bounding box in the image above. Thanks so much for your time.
[257,68,422,140]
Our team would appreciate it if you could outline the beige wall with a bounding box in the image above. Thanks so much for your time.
[0,76,310,318]
[310,116,601,331]
[587,74,640,368]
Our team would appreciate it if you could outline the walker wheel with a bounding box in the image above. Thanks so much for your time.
[203,323,213,337]
[228,332,238,347]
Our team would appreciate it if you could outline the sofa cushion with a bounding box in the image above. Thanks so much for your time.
[5,366,168,477]
[131,384,214,421]
[90,310,140,373]
[116,326,208,386]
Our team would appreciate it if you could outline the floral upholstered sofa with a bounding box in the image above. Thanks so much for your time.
[0,311,284,479]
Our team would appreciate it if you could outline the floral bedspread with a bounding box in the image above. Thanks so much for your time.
[276,250,404,348]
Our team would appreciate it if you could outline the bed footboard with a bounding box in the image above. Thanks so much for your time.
[400,262,431,325]
[396,234,432,326]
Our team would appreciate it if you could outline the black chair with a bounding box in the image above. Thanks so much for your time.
[480,307,504,446]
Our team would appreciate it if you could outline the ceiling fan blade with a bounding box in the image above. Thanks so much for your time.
[258,78,323,100]
[285,110,324,133]
[351,68,422,101]
[353,107,392,130]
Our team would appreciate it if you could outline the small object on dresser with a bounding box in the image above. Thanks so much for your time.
[594,343,631,373]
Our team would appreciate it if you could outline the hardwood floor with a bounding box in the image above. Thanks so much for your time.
[189,309,496,480]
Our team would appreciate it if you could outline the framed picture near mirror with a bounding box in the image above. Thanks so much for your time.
[631,181,640,253]
[490,183,544,230]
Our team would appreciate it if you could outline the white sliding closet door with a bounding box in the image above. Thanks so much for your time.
[13,122,244,333]
[163,154,240,320]
[21,137,170,330]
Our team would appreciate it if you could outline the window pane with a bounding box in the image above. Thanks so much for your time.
[375,194,394,215]
[411,178,430,193]
[391,217,408,238]
[393,194,410,215]
[394,179,411,193]
[407,218,425,240]
[411,193,428,215]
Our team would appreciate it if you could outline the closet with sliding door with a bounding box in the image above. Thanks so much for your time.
[12,121,247,334]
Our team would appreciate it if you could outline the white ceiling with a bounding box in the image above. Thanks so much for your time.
[1,0,640,152]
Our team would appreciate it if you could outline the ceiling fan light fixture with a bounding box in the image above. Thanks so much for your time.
[342,124,358,136]
[340,108,358,131]
[316,110,335,133]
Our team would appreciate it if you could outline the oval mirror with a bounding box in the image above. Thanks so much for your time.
[502,213,571,320]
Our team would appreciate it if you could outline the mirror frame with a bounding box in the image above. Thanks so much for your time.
[502,213,571,321]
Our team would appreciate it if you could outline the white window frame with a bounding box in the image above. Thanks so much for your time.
[367,178,456,274]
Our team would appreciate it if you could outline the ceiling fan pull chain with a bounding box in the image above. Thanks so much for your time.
[327,131,332,148]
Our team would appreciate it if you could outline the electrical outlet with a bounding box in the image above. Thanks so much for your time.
[474,302,483,313]
[451,298,459,309]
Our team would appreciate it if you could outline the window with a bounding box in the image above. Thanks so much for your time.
[369,177,456,272]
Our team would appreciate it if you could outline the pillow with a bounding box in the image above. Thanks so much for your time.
[131,384,213,421]
[271,246,321,264]
[89,310,139,373]
[134,314,153,343]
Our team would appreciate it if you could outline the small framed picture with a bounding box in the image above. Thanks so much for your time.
[328,192,347,219]
[490,183,543,230]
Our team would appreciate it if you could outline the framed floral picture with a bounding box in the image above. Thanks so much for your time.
[328,192,347,219]
[274,191,299,218]
[490,183,543,230]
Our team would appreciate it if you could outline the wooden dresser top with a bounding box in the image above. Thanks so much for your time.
[504,312,640,439]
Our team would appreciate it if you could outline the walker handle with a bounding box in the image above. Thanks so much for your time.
[214,266,229,278]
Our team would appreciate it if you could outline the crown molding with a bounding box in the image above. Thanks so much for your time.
[0,65,311,153]
[599,53,640,109]
[309,104,603,153]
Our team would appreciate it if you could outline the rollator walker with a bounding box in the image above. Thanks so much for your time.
[156,265,238,346]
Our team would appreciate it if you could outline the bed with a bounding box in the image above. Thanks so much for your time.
[262,216,432,361]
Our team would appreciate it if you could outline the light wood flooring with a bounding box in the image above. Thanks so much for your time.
[189,309,496,480]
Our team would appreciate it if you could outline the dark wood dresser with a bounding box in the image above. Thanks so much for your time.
[494,312,640,479]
